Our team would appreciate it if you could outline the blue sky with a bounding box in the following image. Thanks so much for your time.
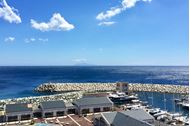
[0,0,188,66]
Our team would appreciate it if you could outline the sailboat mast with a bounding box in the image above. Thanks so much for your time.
[164,93,166,110]
[151,90,154,106]
[178,94,181,113]
[173,93,175,113]
[151,72,154,106]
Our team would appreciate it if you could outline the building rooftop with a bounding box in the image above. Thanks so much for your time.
[73,97,113,107]
[101,109,154,126]
[102,111,117,123]
[121,109,154,121]
[40,100,66,110]
[6,103,33,114]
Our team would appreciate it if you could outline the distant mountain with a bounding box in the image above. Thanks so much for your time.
[74,63,95,66]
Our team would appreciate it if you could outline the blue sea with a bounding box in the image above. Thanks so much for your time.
[0,66,189,115]
[0,66,188,99]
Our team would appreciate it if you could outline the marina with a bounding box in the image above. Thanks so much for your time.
[0,82,189,126]
[0,0,188,125]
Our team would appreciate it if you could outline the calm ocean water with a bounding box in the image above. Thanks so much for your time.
[0,66,189,115]
[0,66,188,99]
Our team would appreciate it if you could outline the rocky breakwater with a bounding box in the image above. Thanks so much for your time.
[129,83,189,94]
[35,82,189,94]
[35,82,116,92]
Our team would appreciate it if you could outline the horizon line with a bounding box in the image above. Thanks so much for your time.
[0,65,188,67]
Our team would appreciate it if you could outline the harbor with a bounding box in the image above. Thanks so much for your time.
[0,82,189,126]
[0,0,188,125]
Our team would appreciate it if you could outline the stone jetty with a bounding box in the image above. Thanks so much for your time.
[128,83,189,94]
[35,82,189,94]
[35,83,116,92]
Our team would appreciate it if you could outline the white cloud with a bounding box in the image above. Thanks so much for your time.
[31,13,74,32]
[25,37,48,43]
[0,0,21,23]
[122,0,139,9]
[98,21,116,26]
[25,38,36,43]
[4,36,15,42]
[96,0,151,21]
[96,7,122,21]
[30,38,35,42]
[38,38,48,42]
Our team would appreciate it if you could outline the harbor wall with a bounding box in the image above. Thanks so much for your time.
[35,82,189,94]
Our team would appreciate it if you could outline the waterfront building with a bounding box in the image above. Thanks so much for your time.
[94,109,155,126]
[40,100,76,118]
[116,82,129,93]
[5,103,33,122]
[40,100,66,118]
[73,97,113,115]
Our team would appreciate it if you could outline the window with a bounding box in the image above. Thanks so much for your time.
[33,112,42,118]
[103,107,110,111]
[8,116,18,122]
[45,112,53,118]
[56,111,64,116]
[67,109,75,114]
[82,109,90,114]
[21,114,31,120]
[93,108,101,112]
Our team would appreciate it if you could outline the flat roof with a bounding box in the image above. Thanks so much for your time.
[6,103,33,113]
[41,100,66,110]
[73,97,113,107]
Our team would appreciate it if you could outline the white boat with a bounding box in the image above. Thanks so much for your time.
[149,108,160,115]
[168,112,183,118]
[182,102,189,109]
[131,99,140,103]
[153,110,168,117]
[128,95,138,99]
[177,102,183,105]
[108,92,138,102]
[184,118,189,125]
[157,114,168,120]
[173,116,187,122]
[116,92,125,96]
[126,104,141,109]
